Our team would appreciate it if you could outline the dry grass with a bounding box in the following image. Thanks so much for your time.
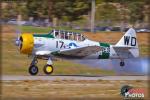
[1,80,149,99]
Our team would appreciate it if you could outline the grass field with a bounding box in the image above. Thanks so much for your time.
[2,25,82,33]
[1,80,149,99]
[1,25,149,75]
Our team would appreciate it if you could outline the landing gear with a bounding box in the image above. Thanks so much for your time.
[29,65,38,75]
[120,59,125,67]
[43,65,53,75]
[43,57,53,75]
[28,56,54,75]
[29,57,38,75]
[120,61,125,66]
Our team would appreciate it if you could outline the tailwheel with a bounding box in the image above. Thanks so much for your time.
[43,64,53,75]
[120,61,125,67]
[29,65,38,75]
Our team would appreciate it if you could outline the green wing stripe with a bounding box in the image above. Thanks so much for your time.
[33,33,54,38]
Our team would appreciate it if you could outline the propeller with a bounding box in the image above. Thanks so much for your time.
[15,18,22,50]
[19,36,23,50]
[15,30,21,46]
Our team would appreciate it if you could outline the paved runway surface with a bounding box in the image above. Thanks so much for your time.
[75,57,149,75]
[1,75,149,81]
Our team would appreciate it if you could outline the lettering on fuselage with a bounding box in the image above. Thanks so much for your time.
[102,47,110,53]
[98,47,110,59]
[124,36,136,46]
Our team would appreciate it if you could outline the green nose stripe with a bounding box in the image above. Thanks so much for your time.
[33,33,54,38]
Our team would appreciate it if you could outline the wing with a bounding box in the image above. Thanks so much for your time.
[57,46,102,57]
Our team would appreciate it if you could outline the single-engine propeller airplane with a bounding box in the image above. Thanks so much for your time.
[15,28,139,75]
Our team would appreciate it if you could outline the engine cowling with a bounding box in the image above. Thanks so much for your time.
[19,33,34,54]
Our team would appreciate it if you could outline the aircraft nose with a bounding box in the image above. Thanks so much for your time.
[19,34,34,54]
[15,36,23,50]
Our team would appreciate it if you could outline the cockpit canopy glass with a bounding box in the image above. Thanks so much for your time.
[50,29,86,41]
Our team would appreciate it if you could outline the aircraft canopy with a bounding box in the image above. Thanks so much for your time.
[50,29,86,41]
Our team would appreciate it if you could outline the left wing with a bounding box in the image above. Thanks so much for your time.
[57,46,102,57]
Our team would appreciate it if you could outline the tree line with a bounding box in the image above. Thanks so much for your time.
[1,0,150,27]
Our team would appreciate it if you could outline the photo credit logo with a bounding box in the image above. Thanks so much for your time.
[121,85,145,99]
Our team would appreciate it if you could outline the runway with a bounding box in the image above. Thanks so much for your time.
[75,57,149,75]
[1,75,149,81]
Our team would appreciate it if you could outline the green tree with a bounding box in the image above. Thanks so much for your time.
[16,2,28,20]
[1,3,17,20]
[26,0,49,20]
[96,3,121,26]
[52,0,90,26]
[26,0,90,27]
[1,2,27,20]
[128,1,145,24]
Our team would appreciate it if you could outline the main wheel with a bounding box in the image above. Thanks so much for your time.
[120,62,125,66]
[43,65,53,75]
[29,65,38,75]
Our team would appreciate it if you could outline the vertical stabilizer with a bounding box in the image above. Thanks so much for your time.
[116,28,138,48]
[115,28,139,57]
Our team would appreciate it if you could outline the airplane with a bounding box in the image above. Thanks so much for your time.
[15,28,139,75]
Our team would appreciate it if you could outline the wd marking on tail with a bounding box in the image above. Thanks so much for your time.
[131,37,136,46]
[124,36,130,45]
[124,36,136,46]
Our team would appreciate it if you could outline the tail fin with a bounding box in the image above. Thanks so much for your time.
[115,28,139,57]
[116,28,138,47]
